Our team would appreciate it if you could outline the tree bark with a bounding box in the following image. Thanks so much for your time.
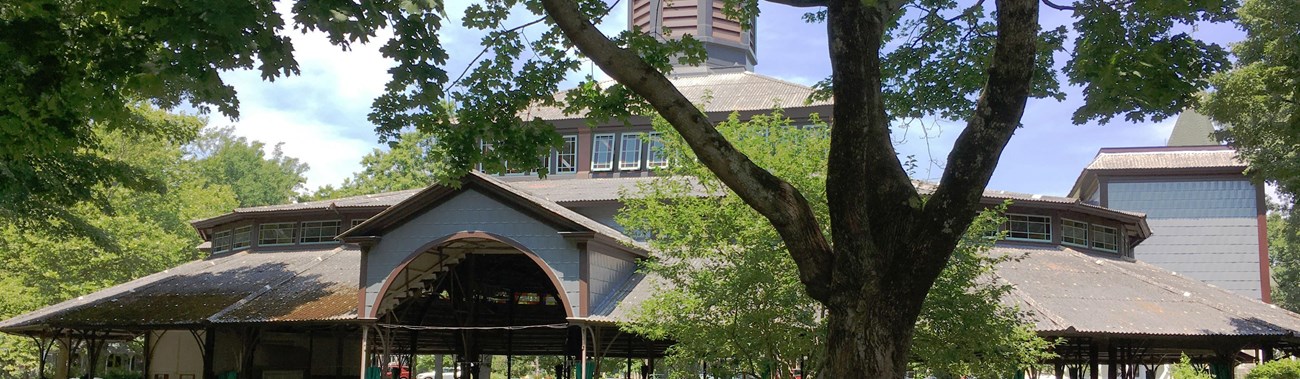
[540,0,1042,377]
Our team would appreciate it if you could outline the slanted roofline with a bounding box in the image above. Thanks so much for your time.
[338,171,648,258]
[1068,145,1248,198]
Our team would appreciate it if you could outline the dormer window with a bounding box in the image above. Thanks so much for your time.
[647,132,668,168]
[592,134,615,171]
[1061,219,1089,248]
[259,222,296,246]
[1005,214,1051,242]
[619,134,642,170]
[301,220,341,244]
[1091,224,1119,253]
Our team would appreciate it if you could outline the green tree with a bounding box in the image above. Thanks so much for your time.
[188,126,309,207]
[0,106,240,379]
[1267,205,1300,311]
[310,130,447,200]
[4,0,1235,375]
[1202,0,1299,198]
[619,112,1051,379]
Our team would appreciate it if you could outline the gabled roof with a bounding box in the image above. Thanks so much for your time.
[996,243,1300,337]
[521,71,832,121]
[338,171,647,255]
[0,246,359,333]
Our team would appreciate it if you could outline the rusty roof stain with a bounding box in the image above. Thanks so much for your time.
[0,246,360,331]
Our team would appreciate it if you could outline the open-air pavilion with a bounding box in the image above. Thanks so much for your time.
[4,172,1300,379]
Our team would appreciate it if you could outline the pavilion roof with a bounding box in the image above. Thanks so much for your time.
[0,245,359,333]
[995,243,1300,337]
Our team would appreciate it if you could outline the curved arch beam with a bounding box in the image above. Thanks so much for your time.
[370,231,575,319]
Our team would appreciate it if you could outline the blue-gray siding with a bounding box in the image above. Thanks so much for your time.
[1107,179,1262,299]
[587,249,637,312]
[362,190,584,317]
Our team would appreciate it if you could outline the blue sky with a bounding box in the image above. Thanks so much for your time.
[216,1,1243,196]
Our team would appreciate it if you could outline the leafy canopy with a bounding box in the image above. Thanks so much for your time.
[618,111,1052,378]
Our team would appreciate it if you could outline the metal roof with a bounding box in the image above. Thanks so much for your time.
[995,243,1300,337]
[0,246,359,331]
[521,71,832,121]
[585,242,1300,339]
[1085,147,1245,171]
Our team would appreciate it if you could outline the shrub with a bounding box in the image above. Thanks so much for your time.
[1248,359,1300,379]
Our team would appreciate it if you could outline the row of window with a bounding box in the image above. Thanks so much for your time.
[486,133,670,175]
[590,133,669,171]
[211,219,366,253]
[1003,214,1120,253]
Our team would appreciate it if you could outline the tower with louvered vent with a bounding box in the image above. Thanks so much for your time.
[628,0,757,75]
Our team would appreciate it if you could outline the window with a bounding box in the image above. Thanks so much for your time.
[556,135,577,174]
[1091,224,1119,253]
[1060,219,1089,248]
[212,229,233,253]
[301,220,341,244]
[351,218,368,228]
[259,222,296,246]
[619,134,642,170]
[1005,214,1051,242]
[591,134,615,171]
[647,132,668,168]
[232,226,252,250]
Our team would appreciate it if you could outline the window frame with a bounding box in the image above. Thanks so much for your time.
[351,218,368,228]
[1091,224,1120,253]
[555,135,578,174]
[1004,214,1052,242]
[212,229,233,253]
[1060,218,1089,248]
[232,225,252,250]
[300,220,342,244]
[646,132,668,168]
[258,222,297,246]
[618,134,643,170]
[591,134,615,171]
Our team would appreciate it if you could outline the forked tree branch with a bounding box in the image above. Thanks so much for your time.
[920,0,1040,271]
[538,0,835,301]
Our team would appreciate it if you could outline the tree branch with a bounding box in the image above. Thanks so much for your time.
[921,0,1040,268]
[1041,0,1075,11]
[539,0,835,301]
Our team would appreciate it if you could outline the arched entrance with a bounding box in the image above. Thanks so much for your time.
[369,233,581,378]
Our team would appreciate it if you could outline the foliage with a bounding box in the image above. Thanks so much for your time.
[1248,359,1300,379]
[309,130,447,200]
[1267,203,1300,312]
[1171,354,1213,379]
[0,106,241,378]
[1202,0,1300,198]
[619,111,1052,379]
[0,0,291,221]
[187,126,309,207]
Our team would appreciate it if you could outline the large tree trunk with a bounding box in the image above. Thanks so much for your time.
[825,302,918,378]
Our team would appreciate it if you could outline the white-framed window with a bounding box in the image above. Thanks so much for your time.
[619,134,643,170]
[1004,214,1051,242]
[591,134,615,171]
[1060,219,1089,248]
[646,132,668,168]
[351,218,368,228]
[556,135,578,174]
[301,220,341,244]
[1091,224,1120,253]
[259,222,296,246]
[212,229,233,253]
[232,226,252,250]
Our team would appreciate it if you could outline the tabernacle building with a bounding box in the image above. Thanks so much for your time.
[1,2,1293,379]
